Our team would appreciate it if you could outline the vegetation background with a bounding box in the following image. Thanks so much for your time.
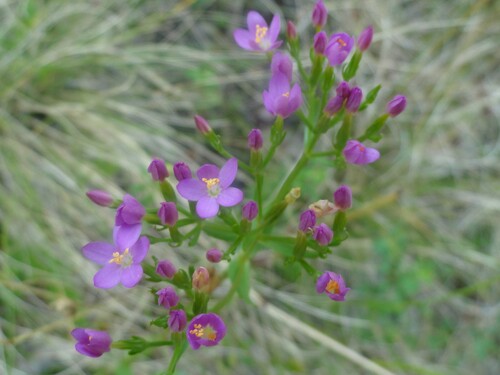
[1,0,499,374]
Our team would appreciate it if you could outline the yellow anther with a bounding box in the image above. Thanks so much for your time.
[326,280,340,294]
[282,92,290,98]
[336,38,347,47]
[109,248,129,265]
[189,324,217,341]
[202,178,220,189]
[357,144,366,152]
[255,24,268,43]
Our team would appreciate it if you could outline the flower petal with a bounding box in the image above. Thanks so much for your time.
[196,164,219,180]
[121,265,143,288]
[268,72,290,97]
[130,236,149,263]
[247,11,267,34]
[82,242,115,265]
[71,328,89,342]
[361,147,380,164]
[196,197,219,219]
[288,83,303,112]
[93,264,121,289]
[268,14,281,42]
[75,343,103,358]
[218,158,238,188]
[177,179,207,201]
[233,29,253,50]
[274,94,290,118]
[113,223,142,251]
[217,187,243,207]
[120,194,145,224]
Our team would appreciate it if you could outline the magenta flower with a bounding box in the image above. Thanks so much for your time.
[313,31,328,55]
[298,209,316,232]
[263,73,302,118]
[187,313,226,350]
[194,115,212,134]
[158,202,178,226]
[286,20,297,40]
[173,162,192,181]
[86,190,113,207]
[82,236,149,289]
[316,271,350,301]
[248,129,263,150]
[156,259,176,279]
[386,95,407,117]
[271,52,293,82]
[176,158,243,219]
[169,310,187,332]
[313,224,333,246]
[357,25,374,51]
[157,286,179,309]
[325,33,354,66]
[324,95,344,116]
[206,248,222,263]
[114,194,145,250]
[343,140,380,165]
[233,11,282,52]
[336,81,351,98]
[71,328,111,358]
[345,87,363,113]
[312,0,328,29]
[242,200,258,221]
[147,158,168,181]
[333,185,352,210]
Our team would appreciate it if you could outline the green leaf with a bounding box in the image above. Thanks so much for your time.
[228,257,251,303]
[150,316,169,329]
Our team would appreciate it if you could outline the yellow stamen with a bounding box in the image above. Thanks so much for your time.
[202,177,220,189]
[282,92,290,98]
[357,144,366,152]
[255,24,268,43]
[109,248,129,265]
[336,38,347,47]
[189,323,217,341]
[326,280,340,294]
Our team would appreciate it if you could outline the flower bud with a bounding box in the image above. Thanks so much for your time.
[313,31,327,55]
[156,259,176,279]
[168,309,187,332]
[247,129,263,150]
[386,95,407,117]
[357,25,374,51]
[313,223,334,246]
[158,202,178,226]
[286,20,297,40]
[271,52,293,82]
[206,248,223,263]
[173,162,192,181]
[334,185,352,210]
[157,286,179,309]
[192,267,210,290]
[194,115,212,134]
[345,87,363,113]
[147,158,168,181]
[242,200,258,221]
[312,0,328,29]
[336,81,351,99]
[285,187,301,204]
[298,209,316,232]
[86,190,113,207]
[324,95,344,116]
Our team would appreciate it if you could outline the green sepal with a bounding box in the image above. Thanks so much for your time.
[309,54,325,87]
[331,211,349,246]
[187,224,202,246]
[342,50,362,81]
[143,213,161,225]
[168,226,183,246]
[143,263,163,282]
[218,208,239,232]
[322,66,335,93]
[160,180,177,202]
[292,231,308,262]
[150,316,169,329]
[334,113,352,152]
[270,116,285,146]
[112,336,172,355]
[172,269,192,291]
[359,84,382,112]
[192,291,209,315]
[250,149,262,169]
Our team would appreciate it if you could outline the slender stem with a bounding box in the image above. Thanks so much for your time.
[255,172,263,222]
[166,339,188,375]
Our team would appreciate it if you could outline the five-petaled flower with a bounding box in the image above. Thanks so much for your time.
[316,271,350,301]
[343,140,380,165]
[71,328,111,358]
[176,158,243,219]
[82,236,149,289]
[234,11,282,52]
[187,313,226,350]
[263,72,302,118]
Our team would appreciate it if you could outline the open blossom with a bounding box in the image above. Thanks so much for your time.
[82,236,149,289]
[343,140,380,165]
[187,313,226,350]
[71,328,111,358]
[271,52,293,82]
[325,33,354,66]
[316,271,350,301]
[233,11,282,52]
[114,194,145,250]
[263,72,302,118]
[176,158,243,219]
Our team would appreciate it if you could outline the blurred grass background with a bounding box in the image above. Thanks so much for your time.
[1,0,499,374]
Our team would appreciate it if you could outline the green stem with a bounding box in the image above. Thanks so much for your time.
[166,339,188,375]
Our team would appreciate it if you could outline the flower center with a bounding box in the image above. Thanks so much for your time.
[109,248,132,266]
[255,24,268,44]
[336,38,347,47]
[282,91,290,97]
[202,177,220,197]
[189,323,217,341]
[357,144,366,152]
[326,280,340,294]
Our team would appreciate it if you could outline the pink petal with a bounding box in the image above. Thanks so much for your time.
[262,90,274,114]
[196,197,220,219]
[274,94,290,118]
[196,164,219,180]
[121,265,143,288]
[268,14,281,42]
[75,343,103,358]
[247,11,267,34]
[113,224,142,251]
[93,264,121,289]
[269,72,290,97]
[177,179,207,201]
[71,328,89,342]
[359,147,380,164]
[217,187,244,207]
[218,158,238,188]
[82,242,115,265]
[233,29,253,50]
[130,236,149,263]
[288,83,303,111]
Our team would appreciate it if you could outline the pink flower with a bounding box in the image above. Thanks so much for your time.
[71,328,111,358]
[233,11,282,52]
[316,271,350,301]
[325,33,354,66]
[262,72,302,118]
[343,140,380,165]
[187,313,226,350]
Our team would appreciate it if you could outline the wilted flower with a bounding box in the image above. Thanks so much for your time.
[157,286,179,309]
[325,33,354,66]
[156,259,176,279]
[176,158,243,219]
[248,129,263,150]
[311,0,328,29]
[316,271,350,301]
[386,95,407,117]
[313,224,334,246]
[192,267,210,290]
[343,140,380,165]
[309,199,337,218]
[86,190,113,207]
[158,202,178,226]
[173,162,192,181]
[168,310,187,332]
[114,194,145,250]
[206,248,223,263]
[298,209,316,232]
[242,200,258,221]
[147,158,169,181]
[357,25,374,51]
[71,328,111,358]
[271,52,293,82]
[187,313,227,350]
[233,11,282,52]
[333,185,352,210]
[263,72,302,118]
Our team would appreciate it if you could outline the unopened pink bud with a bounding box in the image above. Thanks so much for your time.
[334,185,352,210]
[156,259,176,279]
[312,0,328,29]
[86,190,113,207]
[386,95,407,117]
[287,20,297,40]
[194,115,212,134]
[173,162,192,181]
[206,248,222,263]
[242,201,258,221]
[158,202,178,226]
[147,158,169,181]
[357,25,374,51]
[248,129,263,150]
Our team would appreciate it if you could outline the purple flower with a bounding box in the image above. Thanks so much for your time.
[343,140,380,165]
[176,158,243,219]
[333,185,352,210]
[86,190,113,207]
[299,209,317,232]
[248,129,263,150]
[71,328,111,358]
[82,236,149,289]
[147,158,168,181]
[168,310,187,332]
[187,313,226,350]
[325,33,354,66]
[192,266,210,290]
[173,162,192,181]
[357,25,374,51]
[316,271,350,301]
[286,20,297,40]
[262,72,302,118]
[194,115,212,134]
[114,194,145,250]
[156,259,176,279]
[336,81,351,99]
[312,0,328,29]
[345,87,363,113]
[324,95,344,116]
[242,200,258,221]
[206,248,222,263]
[233,11,282,52]
[158,202,178,226]
[157,286,179,309]
[271,52,293,82]
[313,31,328,55]
[313,224,334,246]
[386,95,407,117]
